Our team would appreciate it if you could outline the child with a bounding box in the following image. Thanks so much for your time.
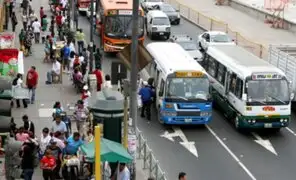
[40,149,56,179]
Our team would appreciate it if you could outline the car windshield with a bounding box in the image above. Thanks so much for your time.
[105,15,144,38]
[161,5,175,12]
[152,17,170,25]
[178,42,198,51]
[166,77,210,101]
[211,34,231,42]
[246,79,290,104]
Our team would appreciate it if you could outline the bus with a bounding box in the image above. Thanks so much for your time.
[146,42,213,125]
[96,0,145,52]
[202,45,292,131]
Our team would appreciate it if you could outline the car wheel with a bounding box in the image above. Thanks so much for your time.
[176,19,180,25]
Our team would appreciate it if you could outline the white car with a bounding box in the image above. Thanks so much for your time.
[169,35,203,61]
[86,2,96,18]
[141,0,163,12]
[197,31,236,50]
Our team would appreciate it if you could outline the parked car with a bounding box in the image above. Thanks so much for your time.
[154,3,180,25]
[197,31,235,50]
[141,0,163,12]
[86,2,96,19]
[169,34,203,61]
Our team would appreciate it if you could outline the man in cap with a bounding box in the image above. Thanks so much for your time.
[138,81,155,121]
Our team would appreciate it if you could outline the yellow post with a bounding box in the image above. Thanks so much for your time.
[95,126,101,180]
[123,96,129,149]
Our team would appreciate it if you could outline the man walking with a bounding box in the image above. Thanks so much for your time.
[138,81,154,121]
[32,19,41,43]
[75,29,85,54]
[22,114,35,136]
[26,66,38,104]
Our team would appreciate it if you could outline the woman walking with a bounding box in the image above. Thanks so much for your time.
[12,73,28,108]
[21,145,35,180]
[11,12,18,32]
[40,149,56,180]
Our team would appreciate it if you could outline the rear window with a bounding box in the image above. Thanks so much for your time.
[152,17,170,25]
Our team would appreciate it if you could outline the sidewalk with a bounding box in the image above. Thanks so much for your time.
[8,0,148,179]
[171,0,296,46]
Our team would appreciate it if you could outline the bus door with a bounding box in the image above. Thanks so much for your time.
[111,62,127,85]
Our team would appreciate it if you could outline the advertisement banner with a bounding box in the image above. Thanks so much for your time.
[0,49,19,77]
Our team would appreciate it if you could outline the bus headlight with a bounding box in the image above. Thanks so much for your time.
[165,27,170,32]
[200,111,211,117]
[252,119,256,123]
[161,111,177,117]
[280,119,284,122]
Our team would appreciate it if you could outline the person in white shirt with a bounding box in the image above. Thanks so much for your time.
[39,127,51,156]
[103,74,112,89]
[112,163,130,180]
[22,12,28,30]
[31,19,41,43]
[29,10,37,25]
[46,59,61,84]
[12,73,28,108]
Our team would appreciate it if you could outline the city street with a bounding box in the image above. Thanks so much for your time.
[10,0,296,179]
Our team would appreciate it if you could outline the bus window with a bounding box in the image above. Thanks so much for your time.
[159,79,165,96]
[216,63,226,85]
[235,78,243,99]
[208,56,218,78]
[229,74,237,93]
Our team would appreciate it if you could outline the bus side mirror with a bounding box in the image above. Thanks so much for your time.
[242,93,247,101]
[290,93,294,100]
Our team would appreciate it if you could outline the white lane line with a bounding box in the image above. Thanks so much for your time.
[285,127,296,136]
[206,125,257,180]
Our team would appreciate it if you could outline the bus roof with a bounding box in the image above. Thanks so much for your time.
[207,45,285,78]
[146,42,206,77]
[101,0,141,10]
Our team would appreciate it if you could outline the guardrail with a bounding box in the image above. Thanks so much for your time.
[165,0,268,59]
[136,128,167,180]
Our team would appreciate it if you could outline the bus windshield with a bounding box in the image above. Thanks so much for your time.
[105,15,144,38]
[246,79,290,105]
[165,77,210,101]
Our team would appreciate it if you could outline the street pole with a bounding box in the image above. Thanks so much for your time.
[130,0,139,178]
[95,125,101,180]
[89,0,94,73]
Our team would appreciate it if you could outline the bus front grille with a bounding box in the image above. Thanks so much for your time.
[177,111,201,116]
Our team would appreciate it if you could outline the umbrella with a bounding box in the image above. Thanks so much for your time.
[80,138,133,163]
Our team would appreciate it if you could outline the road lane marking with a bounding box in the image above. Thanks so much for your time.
[285,127,296,136]
[206,125,256,180]
[160,126,198,158]
[251,133,278,156]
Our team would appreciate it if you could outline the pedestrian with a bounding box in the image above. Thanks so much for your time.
[74,100,89,136]
[46,139,63,179]
[41,15,48,32]
[19,29,26,49]
[56,12,63,38]
[32,18,41,43]
[74,4,79,29]
[22,0,29,15]
[138,81,154,120]
[46,58,61,84]
[26,66,38,104]
[111,163,130,180]
[22,114,35,136]
[51,114,68,137]
[178,172,187,180]
[81,48,88,76]
[81,86,91,107]
[52,131,66,149]
[103,74,112,89]
[29,10,37,26]
[11,12,18,32]
[75,29,85,54]
[24,29,33,56]
[62,43,71,72]
[44,36,51,62]
[15,126,29,142]
[9,117,17,138]
[64,132,83,155]
[39,7,44,24]
[9,0,14,17]
[21,144,35,180]
[40,128,51,157]
[40,149,56,180]
[22,12,28,31]
[49,15,55,37]
[94,48,102,68]
[12,73,28,108]
[92,66,103,91]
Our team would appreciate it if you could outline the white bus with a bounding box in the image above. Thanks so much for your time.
[146,42,213,125]
[202,45,292,131]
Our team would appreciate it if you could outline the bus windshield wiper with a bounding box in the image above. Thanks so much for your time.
[169,95,188,101]
[249,97,266,105]
[267,94,286,104]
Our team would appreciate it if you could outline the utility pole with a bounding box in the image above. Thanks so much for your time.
[89,0,94,73]
[130,0,139,177]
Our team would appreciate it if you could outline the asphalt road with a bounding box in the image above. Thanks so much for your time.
[77,13,296,180]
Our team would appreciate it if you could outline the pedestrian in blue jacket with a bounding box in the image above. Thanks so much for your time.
[139,81,154,120]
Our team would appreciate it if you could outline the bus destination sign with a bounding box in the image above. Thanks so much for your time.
[252,73,282,80]
[175,71,204,78]
[118,10,133,15]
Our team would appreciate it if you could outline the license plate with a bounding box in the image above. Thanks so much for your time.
[264,123,272,128]
[185,118,192,123]
[159,32,164,35]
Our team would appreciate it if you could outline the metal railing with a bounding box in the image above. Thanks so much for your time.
[136,128,167,180]
[164,0,268,60]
